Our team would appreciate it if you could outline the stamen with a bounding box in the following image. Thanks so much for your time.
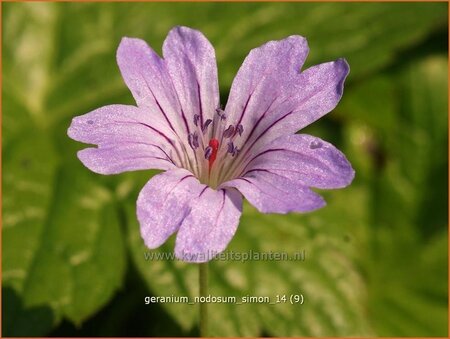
[188,132,199,150]
[227,141,239,157]
[202,119,212,134]
[236,124,244,136]
[193,114,200,126]
[204,146,213,160]
[223,125,235,138]
[216,107,226,120]
[227,141,234,154]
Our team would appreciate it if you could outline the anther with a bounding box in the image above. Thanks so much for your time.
[202,119,212,134]
[223,125,235,138]
[227,141,235,154]
[193,114,200,126]
[216,108,226,120]
[188,132,199,150]
[236,124,244,136]
[204,146,213,160]
[227,141,239,157]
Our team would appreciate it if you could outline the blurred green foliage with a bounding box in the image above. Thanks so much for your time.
[2,2,448,337]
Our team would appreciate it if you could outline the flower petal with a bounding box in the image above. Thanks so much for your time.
[224,36,309,138]
[77,145,175,174]
[68,104,172,145]
[239,134,355,189]
[163,26,220,125]
[68,104,179,174]
[222,170,325,214]
[175,188,242,262]
[137,169,206,249]
[117,37,189,137]
[225,42,348,157]
[253,59,350,141]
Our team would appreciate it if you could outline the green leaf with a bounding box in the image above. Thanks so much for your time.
[340,55,448,336]
[369,56,448,337]
[2,131,126,335]
[365,226,448,337]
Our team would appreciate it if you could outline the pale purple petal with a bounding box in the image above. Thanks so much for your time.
[240,134,355,189]
[68,104,178,174]
[117,37,189,137]
[68,104,173,145]
[224,36,309,139]
[222,171,325,214]
[225,41,348,156]
[137,169,206,249]
[163,26,220,125]
[256,59,350,140]
[175,188,242,262]
[77,145,175,174]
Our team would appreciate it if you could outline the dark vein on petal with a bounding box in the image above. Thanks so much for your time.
[235,174,295,206]
[239,148,286,174]
[136,122,186,167]
[243,168,271,176]
[146,85,176,132]
[136,122,175,146]
[203,189,227,241]
[238,96,278,141]
[228,111,293,179]
[142,63,191,136]
[197,81,204,127]
[245,110,293,154]
[199,186,208,197]
[243,148,344,178]
[157,174,196,210]
[180,107,191,134]
[233,92,253,133]
[105,140,176,164]
[235,177,252,184]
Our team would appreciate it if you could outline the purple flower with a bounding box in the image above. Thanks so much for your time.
[68,26,354,263]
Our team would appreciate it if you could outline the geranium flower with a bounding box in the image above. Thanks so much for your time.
[68,26,354,262]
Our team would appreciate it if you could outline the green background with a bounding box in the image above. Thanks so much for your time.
[2,2,448,337]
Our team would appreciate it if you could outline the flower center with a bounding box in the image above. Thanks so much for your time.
[185,108,244,188]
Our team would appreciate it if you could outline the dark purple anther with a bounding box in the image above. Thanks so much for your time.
[227,141,235,154]
[188,132,199,150]
[227,142,239,157]
[204,146,213,160]
[193,114,200,126]
[236,124,244,136]
[223,125,235,138]
[202,119,212,134]
[216,107,226,120]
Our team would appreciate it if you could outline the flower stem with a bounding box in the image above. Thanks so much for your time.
[199,262,209,337]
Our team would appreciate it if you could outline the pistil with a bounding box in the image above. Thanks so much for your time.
[207,138,219,175]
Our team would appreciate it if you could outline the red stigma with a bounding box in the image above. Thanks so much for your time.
[208,138,219,174]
